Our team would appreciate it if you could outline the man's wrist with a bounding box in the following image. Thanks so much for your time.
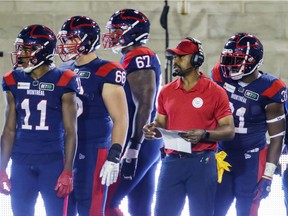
[62,170,73,176]
[264,162,277,178]
[129,138,142,150]
[202,130,210,140]
[107,143,122,163]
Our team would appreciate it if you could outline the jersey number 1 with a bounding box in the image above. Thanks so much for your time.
[230,102,247,134]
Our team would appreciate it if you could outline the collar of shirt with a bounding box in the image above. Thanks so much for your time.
[174,71,206,92]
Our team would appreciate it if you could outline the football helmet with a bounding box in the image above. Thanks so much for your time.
[220,33,263,80]
[11,24,56,73]
[102,9,150,53]
[57,16,101,62]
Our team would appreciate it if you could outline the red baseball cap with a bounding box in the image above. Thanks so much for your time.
[166,38,199,56]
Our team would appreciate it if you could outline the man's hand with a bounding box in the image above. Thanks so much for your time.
[99,143,122,186]
[0,169,11,195]
[54,170,73,198]
[253,176,272,201]
[120,140,141,180]
[254,162,276,201]
[143,123,162,139]
[100,161,120,186]
[179,129,206,144]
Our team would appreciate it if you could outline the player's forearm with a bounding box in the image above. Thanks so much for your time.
[111,118,128,147]
[266,111,285,165]
[267,137,283,165]
[0,133,15,169]
[206,124,235,142]
[63,132,77,171]
[131,106,152,143]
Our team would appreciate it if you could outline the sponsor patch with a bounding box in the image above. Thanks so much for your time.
[78,71,91,79]
[39,82,54,91]
[244,90,259,101]
[223,82,236,93]
[17,82,30,90]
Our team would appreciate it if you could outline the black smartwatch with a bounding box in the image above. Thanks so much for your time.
[204,130,210,140]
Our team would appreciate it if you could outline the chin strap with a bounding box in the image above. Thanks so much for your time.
[23,60,44,73]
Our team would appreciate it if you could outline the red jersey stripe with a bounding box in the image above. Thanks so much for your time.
[122,47,154,69]
[96,62,123,77]
[56,70,75,86]
[3,71,16,85]
[261,79,286,98]
[90,148,107,215]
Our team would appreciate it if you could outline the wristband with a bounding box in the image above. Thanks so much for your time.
[205,131,210,140]
[264,162,277,178]
[107,143,122,163]
[129,138,142,150]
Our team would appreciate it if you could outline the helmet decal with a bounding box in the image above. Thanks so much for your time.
[220,33,263,80]
[56,16,101,62]
[102,9,150,53]
[11,24,56,73]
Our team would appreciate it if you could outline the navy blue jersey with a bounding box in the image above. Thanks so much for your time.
[212,62,287,152]
[60,58,126,147]
[121,46,161,138]
[2,67,80,154]
[285,98,288,144]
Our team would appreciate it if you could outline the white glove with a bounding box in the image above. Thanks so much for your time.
[99,160,120,186]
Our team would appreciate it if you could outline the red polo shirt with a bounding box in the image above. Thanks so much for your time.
[157,72,231,152]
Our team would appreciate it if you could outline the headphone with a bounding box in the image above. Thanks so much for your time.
[185,37,205,68]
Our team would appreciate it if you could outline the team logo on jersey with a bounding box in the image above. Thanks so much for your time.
[238,87,245,93]
[79,153,85,160]
[77,71,91,79]
[244,90,259,101]
[192,97,203,108]
[223,82,236,93]
[17,82,30,90]
[244,153,251,159]
[39,82,54,91]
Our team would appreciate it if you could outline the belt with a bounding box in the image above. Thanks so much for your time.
[167,151,211,158]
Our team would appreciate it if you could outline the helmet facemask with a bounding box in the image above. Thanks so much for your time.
[11,40,53,73]
[11,25,56,73]
[102,24,126,53]
[57,32,88,62]
[220,34,263,80]
[57,16,101,61]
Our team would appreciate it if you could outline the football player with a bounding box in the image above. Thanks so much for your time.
[102,9,162,216]
[211,33,287,215]
[0,24,79,215]
[57,16,128,216]
[282,99,288,216]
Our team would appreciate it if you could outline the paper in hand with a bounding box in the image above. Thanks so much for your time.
[156,128,192,153]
